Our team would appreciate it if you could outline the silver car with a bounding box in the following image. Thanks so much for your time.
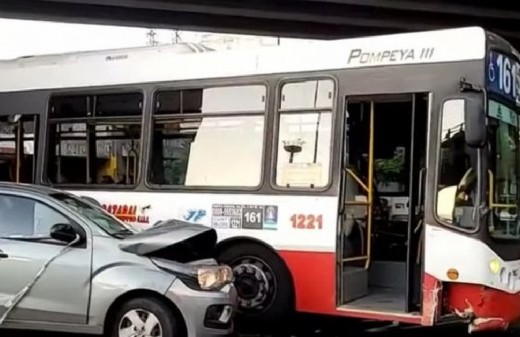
[0,183,237,337]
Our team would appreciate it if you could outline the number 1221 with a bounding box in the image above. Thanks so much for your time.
[291,214,323,229]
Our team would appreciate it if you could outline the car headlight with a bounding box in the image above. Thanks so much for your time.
[197,265,234,290]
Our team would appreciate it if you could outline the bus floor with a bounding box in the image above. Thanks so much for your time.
[345,286,405,313]
[340,258,413,315]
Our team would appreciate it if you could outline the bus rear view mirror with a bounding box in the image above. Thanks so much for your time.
[464,96,486,148]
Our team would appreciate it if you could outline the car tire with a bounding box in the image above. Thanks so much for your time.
[217,242,294,331]
[108,297,181,337]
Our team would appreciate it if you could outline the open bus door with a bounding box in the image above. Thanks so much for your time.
[338,94,428,318]
[0,114,38,184]
[339,100,374,303]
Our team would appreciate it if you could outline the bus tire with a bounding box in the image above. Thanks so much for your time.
[217,242,294,330]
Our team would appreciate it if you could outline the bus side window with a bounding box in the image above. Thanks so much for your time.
[0,116,38,184]
[275,79,334,188]
[46,93,143,186]
[149,85,266,188]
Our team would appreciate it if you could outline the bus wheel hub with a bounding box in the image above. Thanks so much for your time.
[233,261,271,310]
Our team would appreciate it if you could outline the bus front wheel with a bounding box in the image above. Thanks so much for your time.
[217,242,294,330]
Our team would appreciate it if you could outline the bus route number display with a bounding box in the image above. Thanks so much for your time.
[487,50,520,103]
[211,204,278,230]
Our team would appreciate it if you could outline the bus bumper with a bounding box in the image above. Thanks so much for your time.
[445,283,520,333]
[468,317,508,333]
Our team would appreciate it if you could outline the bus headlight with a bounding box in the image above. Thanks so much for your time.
[197,265,234,290]
[490,259,501,274]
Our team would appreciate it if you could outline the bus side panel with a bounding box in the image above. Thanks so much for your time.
[278,250,336,314]
[68,190,340,310]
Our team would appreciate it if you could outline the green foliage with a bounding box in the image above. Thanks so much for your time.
[375,153,405,183]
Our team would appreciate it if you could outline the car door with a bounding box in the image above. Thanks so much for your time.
[0,192,92,325]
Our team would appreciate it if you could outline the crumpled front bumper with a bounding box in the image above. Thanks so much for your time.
[446,283,520,333]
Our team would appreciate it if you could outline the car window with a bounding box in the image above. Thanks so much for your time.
[0,194,69,237]
[51,193,136,238]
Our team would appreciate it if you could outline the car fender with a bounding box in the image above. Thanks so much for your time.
[87,262,176,328]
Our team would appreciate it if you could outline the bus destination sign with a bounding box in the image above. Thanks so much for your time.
[486,50,520,103]
[347,47,436,66]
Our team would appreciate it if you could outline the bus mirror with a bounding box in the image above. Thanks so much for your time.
[464,96,486,148]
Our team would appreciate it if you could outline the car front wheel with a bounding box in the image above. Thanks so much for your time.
[109,297,180,337]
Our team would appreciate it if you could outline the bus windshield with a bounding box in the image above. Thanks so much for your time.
[487,100,520,240]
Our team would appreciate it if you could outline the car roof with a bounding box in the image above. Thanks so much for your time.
[0,182,64,197]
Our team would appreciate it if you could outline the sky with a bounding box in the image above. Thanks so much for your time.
[0,18,314,60]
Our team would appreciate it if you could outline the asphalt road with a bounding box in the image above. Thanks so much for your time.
[2,319,515,337]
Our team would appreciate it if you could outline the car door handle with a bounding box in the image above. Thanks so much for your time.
[0,251,8,259]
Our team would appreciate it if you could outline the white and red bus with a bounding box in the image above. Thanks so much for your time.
[1,27,520,333]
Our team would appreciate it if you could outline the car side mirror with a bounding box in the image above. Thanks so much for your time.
[464,95,486,148]
[50,223,78,243]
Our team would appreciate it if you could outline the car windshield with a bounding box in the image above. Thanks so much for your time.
[487,100,520,240]
[51,193,136,238]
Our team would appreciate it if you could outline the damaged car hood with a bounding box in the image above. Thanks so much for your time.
[119,220,217,263]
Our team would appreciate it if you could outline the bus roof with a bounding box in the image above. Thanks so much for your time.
[0,26,487,93]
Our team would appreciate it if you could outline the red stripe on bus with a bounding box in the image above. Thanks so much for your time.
[278,250,422,324]
[279,250,336,314]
